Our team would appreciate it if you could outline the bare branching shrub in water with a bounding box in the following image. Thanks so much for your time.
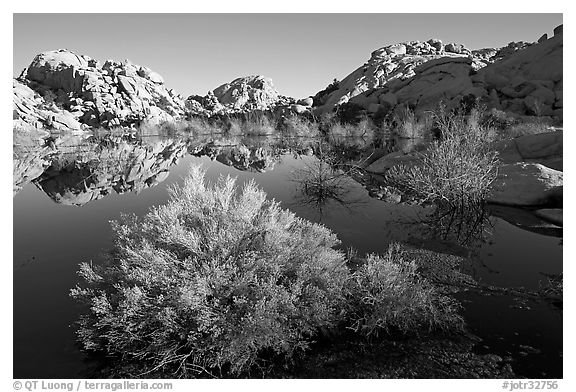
[71,165,349,377]
[387,106,499,205]
[346,243,464,338]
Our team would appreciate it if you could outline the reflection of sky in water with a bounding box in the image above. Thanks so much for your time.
[13,151,562,378]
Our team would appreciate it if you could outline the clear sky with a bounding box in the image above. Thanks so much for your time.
[13,13,562,99]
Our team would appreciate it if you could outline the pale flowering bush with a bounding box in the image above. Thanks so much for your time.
[71,165,349,377]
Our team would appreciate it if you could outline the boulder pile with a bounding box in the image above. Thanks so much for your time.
[331,26,562,121]
[14,49,187,130]
[312,38,531,114]
[186,75,296,116]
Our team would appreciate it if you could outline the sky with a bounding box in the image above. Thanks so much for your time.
[13,13,563,102]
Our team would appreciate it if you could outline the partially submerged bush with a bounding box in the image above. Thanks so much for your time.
[387,106,499,205]
[71,165,349,377]
[346,243,464,338]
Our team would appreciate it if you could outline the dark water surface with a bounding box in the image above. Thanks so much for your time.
[13,133,562,378]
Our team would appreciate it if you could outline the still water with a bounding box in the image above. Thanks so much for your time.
[13,132,562,378]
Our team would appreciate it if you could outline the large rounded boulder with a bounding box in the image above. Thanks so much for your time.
[26,49,90,93]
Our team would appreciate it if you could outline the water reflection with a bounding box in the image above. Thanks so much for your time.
[12,128,563,379]
[395,202,495,263]
[191,142,281,173]
[426,203,493,248]
[33,135,188,206]
[13,131,56,195]
[290,157,366,220]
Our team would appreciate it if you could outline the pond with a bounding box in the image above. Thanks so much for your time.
[13,131,562,378]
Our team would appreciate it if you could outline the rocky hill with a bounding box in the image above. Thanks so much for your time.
[14,49,187,130]
[311,39,532,114]
[186,75,295,116]
[13,26,562,133]
[342,25,562,120]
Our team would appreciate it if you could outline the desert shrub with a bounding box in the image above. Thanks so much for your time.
[183,116,223,134]
[71,165,349,377]
[325,116,375,142]
[480,108,518,131]
[243,113,276,136]
[346,243,464,338]
[140,120,199,136]
[386,106,499,205]
[282,115,320,137]
[220,116,243,136]
[393,107,431,139]
[504,120,554,139]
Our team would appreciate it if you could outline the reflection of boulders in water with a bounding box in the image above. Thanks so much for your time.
[33,136,189,206]
[191,142,279,173]
[488,205,562,237]
[13,130,56,195]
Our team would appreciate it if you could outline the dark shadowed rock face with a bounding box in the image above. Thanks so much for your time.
[13,79,83,131]
[477,30,563,119]
[15,49,186,130]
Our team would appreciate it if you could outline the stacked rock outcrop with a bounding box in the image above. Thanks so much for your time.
[186,75,295,116]
[311,38,531,114]
[14,49,186,130]
[337,26,562,121]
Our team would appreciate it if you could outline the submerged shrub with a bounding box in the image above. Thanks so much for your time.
[346,243,464,338]
[387,106,499,205]
[71,165,349,377]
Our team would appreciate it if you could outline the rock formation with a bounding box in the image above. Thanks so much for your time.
[13,79,83,131]
[312,39,531,114]
[14,49,186,130]
[314,27,561,122]
[13,26,562,131]
[186,75,295,116]
[476,30,563,118]
[487,162,563,207]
